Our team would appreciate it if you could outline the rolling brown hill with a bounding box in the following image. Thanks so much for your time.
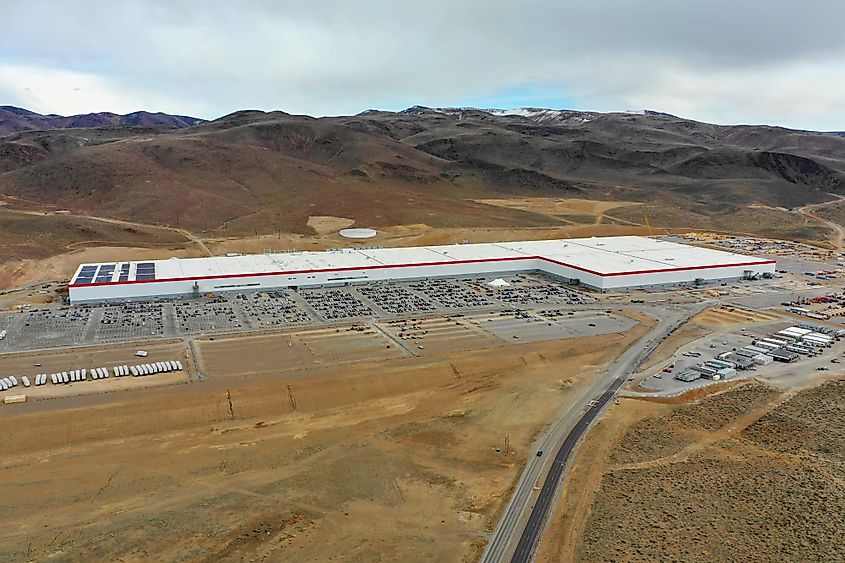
[0,106,843,239]
[0,106,204,135]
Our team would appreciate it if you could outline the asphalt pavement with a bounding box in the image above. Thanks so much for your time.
[481,304,701,563]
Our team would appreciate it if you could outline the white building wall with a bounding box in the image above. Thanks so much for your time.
[69,258,544,303]
[68,251,776,303]
[599,262,776,290]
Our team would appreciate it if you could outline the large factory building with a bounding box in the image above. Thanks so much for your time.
[68,236,776,303]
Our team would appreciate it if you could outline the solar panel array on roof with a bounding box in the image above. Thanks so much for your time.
[118,263,130,282]
[74,265,98,285]
[135,262,156,281]
[95,264,116,283]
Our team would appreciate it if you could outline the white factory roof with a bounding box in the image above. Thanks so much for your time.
[69,236,775,287]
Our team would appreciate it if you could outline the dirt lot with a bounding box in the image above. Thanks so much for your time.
[194,326,406,378]
[0,339,189,401]
[0,326,644,562]
[305,215,356,235]
[473,198,644,226]
[538,378,845,562]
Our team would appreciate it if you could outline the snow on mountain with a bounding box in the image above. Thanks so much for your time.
[485,107,598,123]
[398,105,600,124]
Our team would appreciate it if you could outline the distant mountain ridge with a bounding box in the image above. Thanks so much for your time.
[394,105,845,136]
[0,106,205,135]
[1,103,844,244]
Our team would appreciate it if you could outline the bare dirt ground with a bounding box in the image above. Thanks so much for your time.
[607,203,834,247]
[305,215,356,235]
[203,224,657,259]
[0,327,645,562]
[791,194,845,250]
[538,377,845,562]
[0,340,189,400]
[0,245,204,289]
[194,326,408,378]
[473,198,644,226]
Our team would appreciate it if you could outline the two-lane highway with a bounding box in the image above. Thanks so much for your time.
[482,304,702,563]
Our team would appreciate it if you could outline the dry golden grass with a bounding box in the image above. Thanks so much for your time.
[0,328,644,562]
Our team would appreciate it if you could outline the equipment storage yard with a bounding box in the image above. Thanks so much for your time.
[634,315,845,396]
[67,236,776,303]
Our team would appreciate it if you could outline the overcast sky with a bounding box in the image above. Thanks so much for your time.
[2,0,844,130]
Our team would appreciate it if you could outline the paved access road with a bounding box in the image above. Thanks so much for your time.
[482,304,702,563]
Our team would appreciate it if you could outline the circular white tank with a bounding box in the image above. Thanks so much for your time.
[339,228,377,239]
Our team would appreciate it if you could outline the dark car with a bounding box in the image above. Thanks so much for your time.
[536,450,543,457]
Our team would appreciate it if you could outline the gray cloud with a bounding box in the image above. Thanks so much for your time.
[2,0,845,129]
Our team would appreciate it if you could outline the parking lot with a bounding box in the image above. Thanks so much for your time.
[174,297,243,334]
[466,274,595,306]
[407,279,494,309]
[96,303,165,341]
[236,290,312,328]
[300,289,375,320]
[11,308,93,349]
[358,283,437,315]
[378,315,499,355]
[473,310,636,344]
[0,274,598,353]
